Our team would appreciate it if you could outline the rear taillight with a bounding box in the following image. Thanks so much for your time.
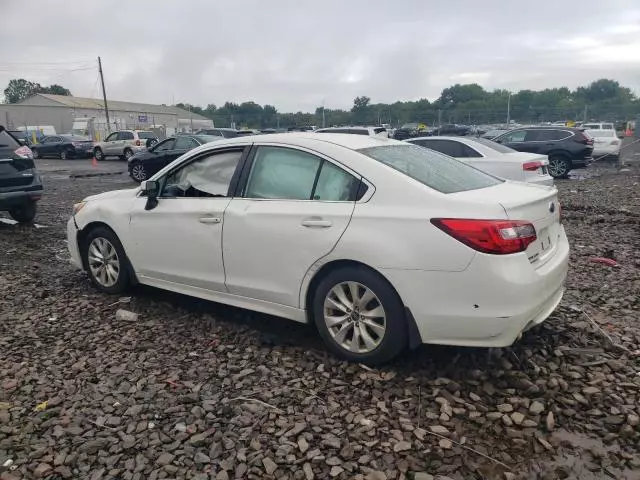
[14,146,33,159]
[523,161,543,171]
[135,139,141,146]
[431,218,537,255]
[574,132,593,145]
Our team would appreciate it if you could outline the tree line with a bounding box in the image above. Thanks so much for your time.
[3,76,638,128]
[176,79,639,129]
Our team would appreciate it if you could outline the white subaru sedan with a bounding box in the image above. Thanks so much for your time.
[67,133,569,364]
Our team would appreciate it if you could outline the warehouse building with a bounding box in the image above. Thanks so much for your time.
[0,94,213,140]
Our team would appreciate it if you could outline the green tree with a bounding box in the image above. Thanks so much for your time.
[43,84,71,96]
[352,96,371,110]
[4,79,42,103]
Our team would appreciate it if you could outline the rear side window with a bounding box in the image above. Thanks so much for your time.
[530,129,571,141]
[118,131,134,140]
[358,144,501,194]
[244,146,358,201]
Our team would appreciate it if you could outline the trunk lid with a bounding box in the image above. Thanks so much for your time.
[452,182,561,266]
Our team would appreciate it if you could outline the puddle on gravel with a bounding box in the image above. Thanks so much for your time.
[528,429,640,480]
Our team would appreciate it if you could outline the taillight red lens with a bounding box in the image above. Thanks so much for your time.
[575,132,593,145]
[14,146,33,159]
[135,139,141,146]
[431,218,537,255]
[523,161,542,171]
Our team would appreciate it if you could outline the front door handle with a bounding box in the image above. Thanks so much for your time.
[199,216,221,224]
[301,218,332,228]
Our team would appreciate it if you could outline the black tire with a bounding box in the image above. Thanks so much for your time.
[60,148,73,160]
[312,266,407,365]
[129,161,147,183]
[32,148,40,159]
[548,155,571,178]
[94,147,104,161]
[8,201,37,223]
[82,226,132,294]
[123,148,134,161]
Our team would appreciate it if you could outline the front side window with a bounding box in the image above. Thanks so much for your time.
[244,146,358,201]
[471,137,516,153]
[154,138,175,152]
[358,144,501,194]
[105,132,118,142]
[174,136,197,150]
[162,149,243,198]
[503,130,527,142]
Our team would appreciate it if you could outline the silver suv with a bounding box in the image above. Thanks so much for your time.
[93,130,157,161]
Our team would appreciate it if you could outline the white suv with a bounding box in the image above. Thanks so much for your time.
[315,126,389,137]
[93,130,157,161]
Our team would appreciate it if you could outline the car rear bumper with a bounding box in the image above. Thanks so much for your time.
[67,217,83,269]
[382,225,569,347]
[0,177,43,209]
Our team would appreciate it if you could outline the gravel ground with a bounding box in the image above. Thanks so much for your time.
[1,165,639,480]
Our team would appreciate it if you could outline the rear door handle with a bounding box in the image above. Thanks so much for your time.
[301,218,332,228]
[198,216,221,224]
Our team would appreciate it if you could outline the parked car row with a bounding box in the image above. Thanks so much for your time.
[67,133,569,364]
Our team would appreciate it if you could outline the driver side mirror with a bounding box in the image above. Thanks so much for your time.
[141,180,160,210]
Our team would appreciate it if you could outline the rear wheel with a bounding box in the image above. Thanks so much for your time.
[548,155,571,178]
[82,226,131,294]
[312,266,407,365]
[32,148,40,159]
[130,161,148,183]
[94,147,104,161]
[123,148,134,161]
[60,148,73,160]
[8,201,36,223]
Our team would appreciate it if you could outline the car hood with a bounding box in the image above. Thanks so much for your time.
[84,188,139,203]
[128,150,154,163]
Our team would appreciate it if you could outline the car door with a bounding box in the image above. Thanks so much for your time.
[103,132,119,155]
[117,131,134,153]
[41,136,63,156]
[143,138,176,176]
[223,145,359,307]
[128,146,248,291]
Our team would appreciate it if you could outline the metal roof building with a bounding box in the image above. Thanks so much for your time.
[0,94,213,139]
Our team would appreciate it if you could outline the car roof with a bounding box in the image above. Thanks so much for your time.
[198,132,399,150]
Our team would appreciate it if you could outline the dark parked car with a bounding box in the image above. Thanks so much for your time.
[431,124,471,136]
[0,126,43,223]
[127,134,221,182]
[493,127,594,178]
[8,130,33,146]
[481,129,510,140]
[196,128,241,138]
[31,134,94,159]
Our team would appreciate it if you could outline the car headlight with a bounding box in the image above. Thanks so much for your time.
[73,201,87,215]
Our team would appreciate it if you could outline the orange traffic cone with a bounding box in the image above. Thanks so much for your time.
[91,157,98,167]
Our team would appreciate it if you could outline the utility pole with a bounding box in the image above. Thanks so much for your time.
[506,92,511,126]
[97,57,111,132]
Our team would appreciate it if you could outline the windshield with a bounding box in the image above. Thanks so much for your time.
[136,132,155,139]
[358,144,502,194]
[471,137,516,153]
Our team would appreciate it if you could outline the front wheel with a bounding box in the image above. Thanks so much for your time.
[82,227,131,294]
[129,162,148,183]
[548,155,571,178]
[94,147,104,161]
[312,266,407,365]
[9,201,37,223]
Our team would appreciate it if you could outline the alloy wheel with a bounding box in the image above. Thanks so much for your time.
[131,164,147,182]
[88,237,120,288]
[323,281,386,353]
[548,157,567,178]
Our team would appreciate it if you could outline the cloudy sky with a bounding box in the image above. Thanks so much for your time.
[1,0,639,111]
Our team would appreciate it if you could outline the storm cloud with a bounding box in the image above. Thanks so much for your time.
[1,0,639,111]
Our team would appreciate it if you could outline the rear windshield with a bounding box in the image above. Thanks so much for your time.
[136,132,155,139]
[358,144,502,194]
[193,135,221,143]
[0,130,21,150]
[588,130,616,138]
[471,137,516,153]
